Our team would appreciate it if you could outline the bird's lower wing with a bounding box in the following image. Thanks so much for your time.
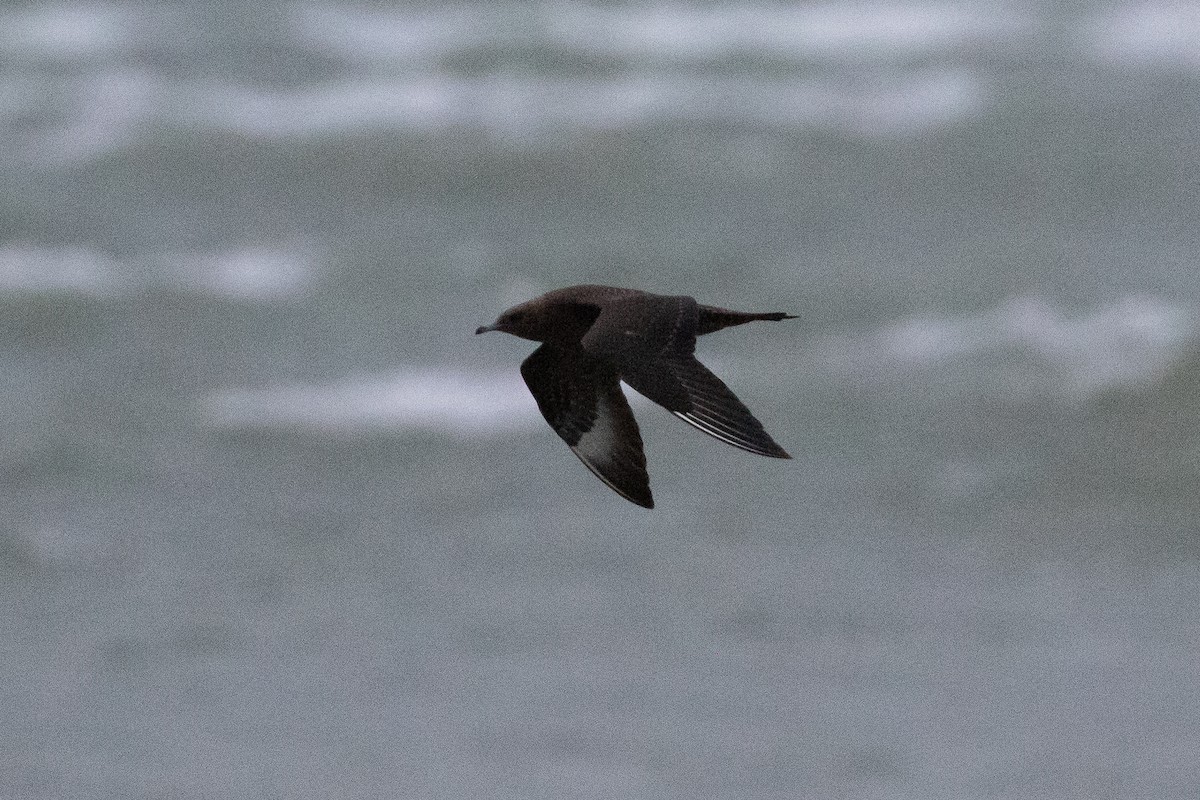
[520,344,653,508]
[623,354,791,459]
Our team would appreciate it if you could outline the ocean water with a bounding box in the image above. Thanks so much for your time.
[3,1,1200,797]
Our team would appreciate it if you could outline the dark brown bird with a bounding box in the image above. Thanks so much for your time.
[476,285,794,508]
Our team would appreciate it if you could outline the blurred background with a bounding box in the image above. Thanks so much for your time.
[3,1,1199,797]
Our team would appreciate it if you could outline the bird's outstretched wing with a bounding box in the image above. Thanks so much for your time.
[651,355,791,458]
[520,343,653,508]
[581,294,790,459]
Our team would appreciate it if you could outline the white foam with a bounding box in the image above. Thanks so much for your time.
[295,1,1025,66]
[294,3,502,65]
[158,247,314,301]
[1084,2,1200,68]
[0,242,121,296]
[181,70,982,141]
[16,2,1195,163]
[5,2,1016,163]
[788,2,1024,58]
[272,2,998,138]
[203,369,541,435]
[181,77,465,138]
[21,70,159,164]
[557,1,1024,62]
[0,3,135,60]
[0,242,314,301]
[821,296,1196,399]
[749,69,982,136]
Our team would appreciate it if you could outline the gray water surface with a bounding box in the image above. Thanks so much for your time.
[3,1,1200,797]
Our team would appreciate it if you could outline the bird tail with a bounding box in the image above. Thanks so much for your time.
[696,307,797,336]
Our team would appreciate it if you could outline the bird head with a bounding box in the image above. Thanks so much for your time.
[475,302,542,340]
